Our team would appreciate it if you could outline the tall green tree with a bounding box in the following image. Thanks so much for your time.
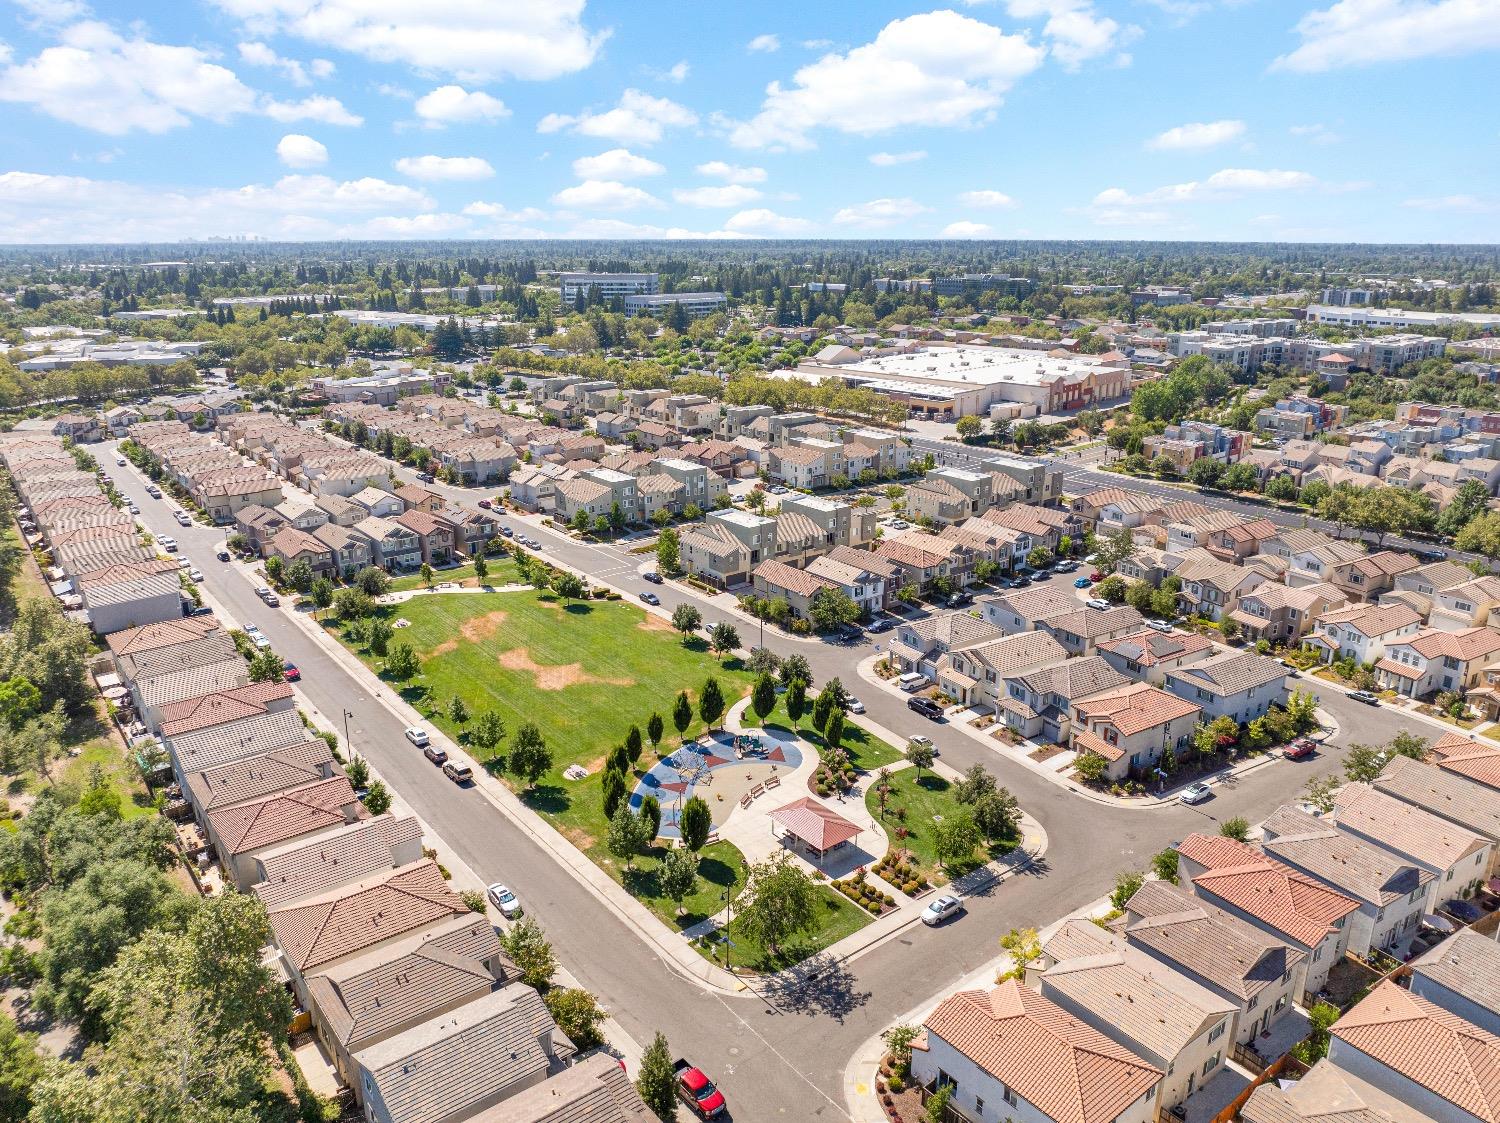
[699,677,725,730]
[672,691,694,742]
[655,527,681,575]
[737,852,817,961]
[679,796,712,852]
[607,807,650,871]
[509,722,553,789]
[671,603,702,640]
[751,673,777,722]
[637,1032,678,1122]
[646,712,665,753]
[499,918,556,990]
[659,848,698,915]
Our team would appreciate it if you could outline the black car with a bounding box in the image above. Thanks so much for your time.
[946,592,973,608]
[1008,573,1031,587]
[908,696,944,720]
[643,571,664,584]
[867,618,893,634]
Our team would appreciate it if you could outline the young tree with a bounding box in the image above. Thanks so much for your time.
[601,767,627,821]
[808,587,860,633]
[1219,816,1251,842]
[384,642,421,680]
[420,562,434,587]
[310,576,335,615]
[953,763,997,805]
[1303,774,1340,814]
[447,694,470,725]
[934,810,981,871]
[672,690,694,742]
[247,648,284,683]
[708,621,740,660]
[499,918,556,990]
[637,1033,678,1122]
[625,724,644,765]
[473,554,489,581]
[780,654,812,688]
[363,780,392,815]
[509,722,553,789]
[699,676,725,730]
[639,793,661,838]
[1343,743,1387,783]
[659,847,699,915]
[1111,868,1145,910]
[1150,848,1180,884]
[542,988,607,1051]
[264,555,285,584]
[286,558,314,594]
[346,755,370,788]
[368,616,393,657]
[785,676,807,730]
[671,603,702,640]
[607,806,650,871]
[553,571,586,599]
[469,710,506,756]
[823,709,845,751]
[679,795,712,852]
[656,527,681,576]
[881,1024,920,1070]
[971,789,1019,841]
[751,673,777,722]
[738,852,817,961]
[997,927,1042,979]
[811,687,835,735]
[646,711,665,753]
[905,738,935,778]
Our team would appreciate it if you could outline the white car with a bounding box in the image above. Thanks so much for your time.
[1179,782,1213,805]
[486,883,523,919]
[1145,620,1174,634]
[921,895,964,926]
[158,536,177,552]
[1085,598,1111,611]
[404,726,430,748]
[176,557,191,570]
[115,456,126,466]
[249,632,271,649]
[174,511,192,527]
[846,697,866,714]
[188,568,204,583]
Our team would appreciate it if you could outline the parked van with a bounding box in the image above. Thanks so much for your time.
[897,671,928,692]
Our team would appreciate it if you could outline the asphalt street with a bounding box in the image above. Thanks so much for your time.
[106,440,1446,1122]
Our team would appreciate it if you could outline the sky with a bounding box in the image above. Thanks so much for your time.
[0,0,1496,244]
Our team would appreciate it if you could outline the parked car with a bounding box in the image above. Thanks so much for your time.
[404,726,430,747]
[486,883,523,919]
[1284,738,1317,760]
[1030,570,1052,582]
[477,498,492,509]
[1146,620,1174,634]
[158,536,177,552]
[188,568,204,583]
[922,895,964,926]
[946,591,973,608]
[1085,598,1111,610]
[1179,782,1213,805]
[673,1059,727,1119]
[249,632,271,649]
[867,618,893,634]
[174,511,192,527]
[643,571,664,584]
[281,662,300,682]
[416,472,435,483]
[1443,898,1485,924]
[443,761,474,785]
[639,591,661,606]
[188,604,213,617]
[1054,560,1079,573]
[262,591,281,608]
[115,456,126,466]
[908,696,944,720]
[1089,570,1105,582]
[846,697,865,714]
[1008,572,1031,587]
[423,745,448,766]
[126,503,139,515]
[499,525,513,537]
[1074,576,1093,589]
[1349,690,1380,706]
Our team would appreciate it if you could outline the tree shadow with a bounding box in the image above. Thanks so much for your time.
[397,684,431,705]
[760,955,871,1023]
[562,602,594,615]
[522,784,569,815]
[682,636,710,653]
[622,865,661,898]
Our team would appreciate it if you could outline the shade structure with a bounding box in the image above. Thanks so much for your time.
[770,797,861,853]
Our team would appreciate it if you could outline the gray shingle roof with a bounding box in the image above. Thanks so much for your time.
[463,1053,654,1123]
[165,709,307,772]
[254,815,424,907]
[1261,804,1433,906]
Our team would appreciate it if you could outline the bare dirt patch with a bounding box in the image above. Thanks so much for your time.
[637,613,676,633]
[497,648,635,691]
[460,609,509,642]
[428,639,459,657]
[562,826,596,850]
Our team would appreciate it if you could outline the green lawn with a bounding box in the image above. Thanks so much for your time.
[741,697,905,772]
[389,556,522,593]
[330,588,759,929]
[610,840,749,931]
[702,885,872,971]
[0,512,48,625]
[864,768,1016,881]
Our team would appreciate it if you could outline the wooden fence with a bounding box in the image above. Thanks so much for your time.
[1210,1054,1309,1123]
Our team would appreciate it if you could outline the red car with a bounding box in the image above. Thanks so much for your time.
[1284,738,1317,759]
[1089,570,1105,582]
[282,662,301,682]
[478,498,493,509]
[673,1059,726,1118]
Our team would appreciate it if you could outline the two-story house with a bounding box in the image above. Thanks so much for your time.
[1228,582,1346,646]
[1164,650,1289,725]
[351,517,422,571]
[940,630,1068,712]
[1305,601,1423,665]
[1071,682,1203,782]
[996,656,1129,743]
[1430,575,1500,632]
[1332,783,1492,910]
[1040,606,1145,657]
[1174,555,1265,622]
[1096,628,1216,685]
[1374,626,1500,699]
[1328,550,1419,603]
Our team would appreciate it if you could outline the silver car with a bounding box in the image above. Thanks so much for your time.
[922,895,963,926]
[486,883,523,920]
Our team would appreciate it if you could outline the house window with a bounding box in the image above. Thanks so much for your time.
[1209,1020,1226,1043]
[1003,1086,1018,1109]
[975,1097,984,1113]
[1203,1052,1221,1075]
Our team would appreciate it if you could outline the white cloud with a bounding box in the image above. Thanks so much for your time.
[551,179,663,211]
[957,189,1017,208]
[1273,0,1500,72]
[0,42,11,66]
[261,94,363,126]
[673,185,762,207]
[646,60,690,83]
[1146,118,1245,150]
[0,20,257,134]
[1289,122,1342,144]
[695,160,767,183]
[571,148,664,180]
[728,11,1045,150]
[462,200,548,222]
[394,155,495,181]
[1004,0,1140,69]
[747,34,781,52]
[801,38,835,49]
[723,208,814,235]
[562,218,739,239]
[413,85,509,125]
[0,169,439,241]
[832,197,929,227]
[12,0,89,26]
[942,220,995,237]
[207,0,607,82]
[237,40,331,86]
[1093,167,1319,208]
[1403,195,1496,213]
[869,150,927,166]
[276,133,327,167]
[538,88,697,146]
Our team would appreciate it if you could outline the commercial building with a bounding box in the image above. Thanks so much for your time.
[557,272,657,303]
[931,274,1035,298]
[1305,304,1500,330]
[622,291,727,319]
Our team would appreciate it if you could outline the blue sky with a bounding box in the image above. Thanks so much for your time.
[0,0,1495,243]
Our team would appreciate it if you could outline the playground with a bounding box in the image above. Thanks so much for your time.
[630,728,806,839]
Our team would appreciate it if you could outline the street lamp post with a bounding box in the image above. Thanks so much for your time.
[343,708,354,753]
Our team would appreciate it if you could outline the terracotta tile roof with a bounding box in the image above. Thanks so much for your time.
[1333,782,1490,871]
[1075,682,1200,737]
[921,980,1160,1123]
[1073,727,1125,762]
[979,503,1070,537]
[1404,626,1500,662]
[1177,833,1359,948]
[1332,981,1500,1122]
[155,679,293,739]
[825,545,899,579]
[206,776,365,857]
[769,797,862,851]
[753,559,837,599]
[184,739,334,813]
[875,537,948,569]
[1241,1058,1432,1123]
[105,615,221,655]
[268,860,470,973]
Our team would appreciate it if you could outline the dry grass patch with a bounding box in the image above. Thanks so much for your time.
[637,613,676,633]
[497,647,634,691]
[460,609,509,642]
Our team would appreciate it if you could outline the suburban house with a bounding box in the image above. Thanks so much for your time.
[1372,755,1500,878]
[77,570,183,634]
[1070,682,1202,782]
[267,526,337,577]
[1304,602,1423,665]
[1328,551,1418,603]
[348,486,405,520]
[1240,1057,1429,1123]
[779,493,877,549]
[875,535,972,594]
[1114,880,1306,1050]
[1332,783,1492,909]
[1163,651,1289,725]
[996,656,1129,744]
[1071,487,1161,533]
[1408,929,1500,1037]
[1260,804,1433,957]
[750,560,837,622]
[1430,575,1500,632]
[1174,555,1265,622]
[458,1052,653,1122]
[912,978,1162,1123]
[351,517,423,571]
[803,552,887,616]
[979,585,1080,635]
[252,815,425,909]
[180,738,338,824]
[1228,582,1346,646]
[1032,919,1238,1114]
[1175,833,1360,998]
[204,777,369,891]
[889,613,1004,680]
[1374,626,1500,699]
[393,509,456,566]
[1040,606,1145,657]
[1096,629,1214,685]
[312,522,374,575]
[1425,731,1500,791]
[938,631,1069,711]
